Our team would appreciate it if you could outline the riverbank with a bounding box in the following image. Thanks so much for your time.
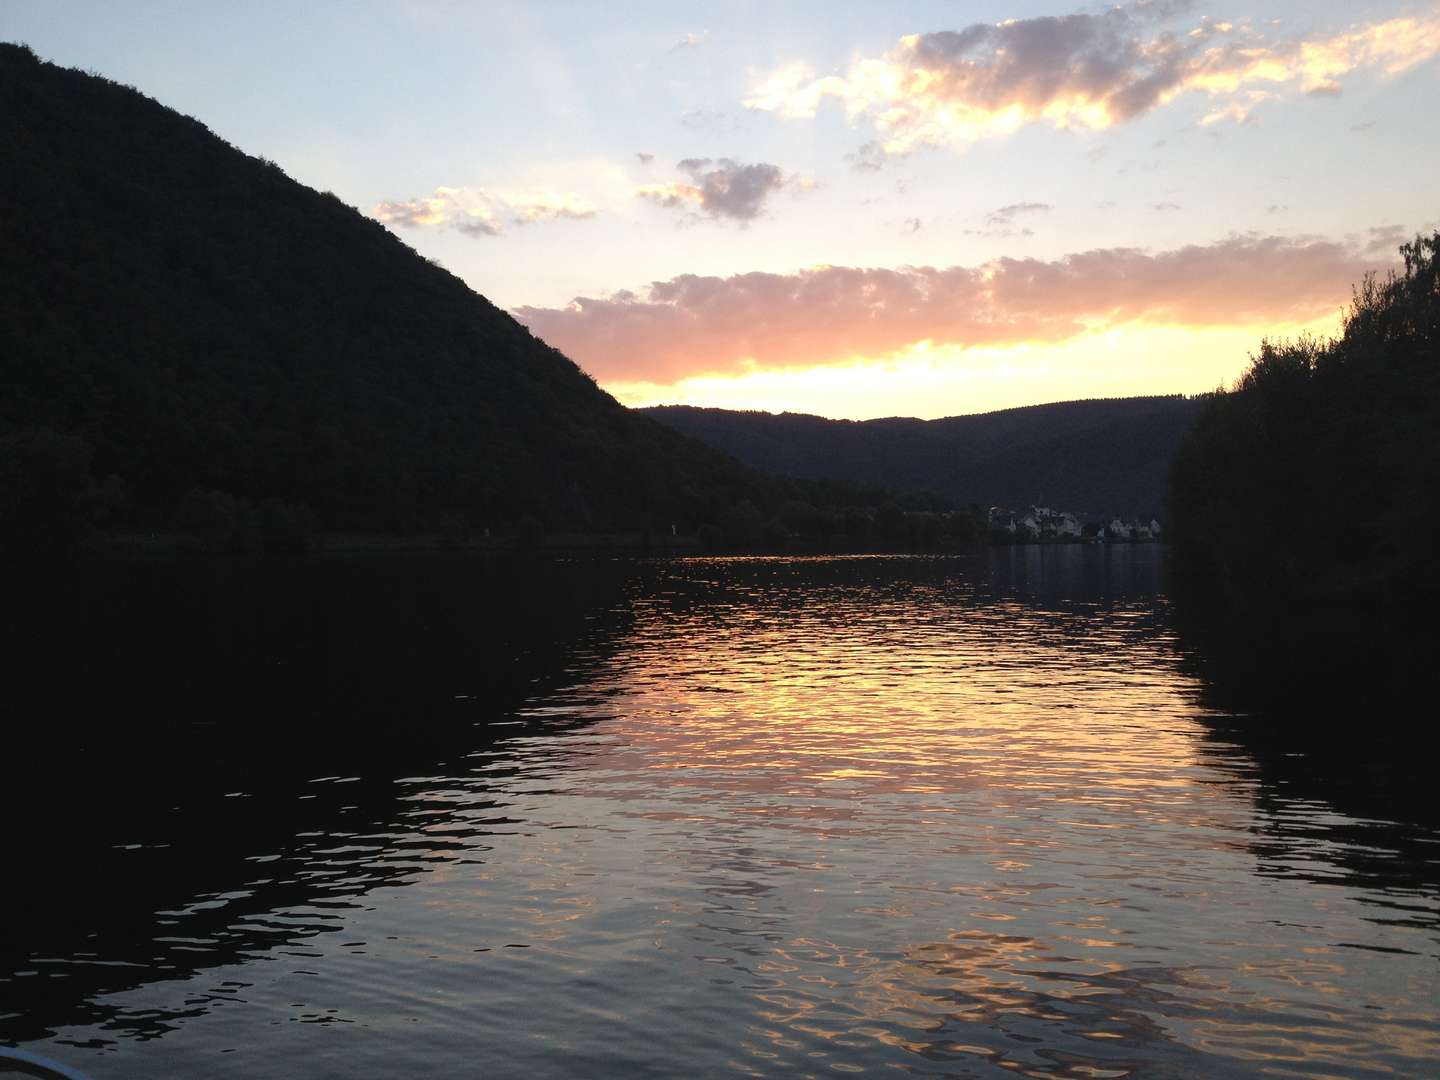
[80,529,1161,558]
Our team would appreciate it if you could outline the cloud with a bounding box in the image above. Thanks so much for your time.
[506,193,598,225]
[962,201,1052,239]
[635,158,795,222]
[454,214,503,238]
[373,186,596,237]
[846,140,888,172]
[671,31,708,52]
[1152,201,1181,211]
[987,201,1052,226]
[1361,223,1410,255]
[966,226,1035,239]
[635,152,655,165]
[1197,94,1269,125]
[513,234,1388,383]
[744,8,1440,156]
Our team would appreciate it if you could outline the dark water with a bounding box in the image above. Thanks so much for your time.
[3,549,1437,1078]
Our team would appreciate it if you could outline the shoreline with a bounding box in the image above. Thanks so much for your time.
[69,530,1165,559]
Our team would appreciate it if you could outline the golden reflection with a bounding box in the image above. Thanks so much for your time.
[522,554,1439,1074]
[583,557,1208,810]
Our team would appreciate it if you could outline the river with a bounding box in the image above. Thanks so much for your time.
[2,548,1436,1077]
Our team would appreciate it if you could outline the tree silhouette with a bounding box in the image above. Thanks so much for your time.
[1169,232,1439,712]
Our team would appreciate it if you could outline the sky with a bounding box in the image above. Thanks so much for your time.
[6,0,1437,419]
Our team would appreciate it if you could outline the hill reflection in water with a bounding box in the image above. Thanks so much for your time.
[3,549,1436,1078]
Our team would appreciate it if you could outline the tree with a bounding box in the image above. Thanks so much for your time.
[1168,232,1440,713]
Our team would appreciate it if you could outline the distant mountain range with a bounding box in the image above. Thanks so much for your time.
[641,396,1206,521]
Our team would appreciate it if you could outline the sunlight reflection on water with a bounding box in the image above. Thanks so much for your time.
[4,549,1438,1078]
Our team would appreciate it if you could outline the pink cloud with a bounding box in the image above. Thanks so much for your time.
[513,234,1392,383]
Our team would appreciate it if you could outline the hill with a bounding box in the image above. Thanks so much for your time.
[0,42,772,549]
[1169,232,1439,712]
[641,396,1204,520]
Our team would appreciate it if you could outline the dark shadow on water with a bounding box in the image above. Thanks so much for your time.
[1188,716,1440,939]
[0,552,637,1044]
[3,552,638,779]
[1170,572,1440,931]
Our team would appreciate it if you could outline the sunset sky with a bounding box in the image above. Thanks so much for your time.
[9,1,1437,418]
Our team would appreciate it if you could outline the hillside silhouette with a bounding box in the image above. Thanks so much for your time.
[0,43,792,549]
[1169,232,1439,712]
[642,396,1202,520]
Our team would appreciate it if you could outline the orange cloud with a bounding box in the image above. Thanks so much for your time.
[745,8,1440,154]
[373,185,596,237]
[513,234,1391,383]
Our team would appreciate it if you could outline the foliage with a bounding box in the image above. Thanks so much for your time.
[1168,232,1440,709]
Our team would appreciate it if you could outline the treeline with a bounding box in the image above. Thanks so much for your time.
[1168,232,1439,711]
[0,43,935,556]
[642,395,1202,522]
[693,495,985,553]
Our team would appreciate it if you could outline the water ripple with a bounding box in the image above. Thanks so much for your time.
[4,550,1437,1077]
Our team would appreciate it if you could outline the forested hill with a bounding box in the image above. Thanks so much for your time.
[1168,233,1439,711]
[0,43,764,543]
[642,396,1204,520]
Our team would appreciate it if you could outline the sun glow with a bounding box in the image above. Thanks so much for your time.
[606,317,1343,420]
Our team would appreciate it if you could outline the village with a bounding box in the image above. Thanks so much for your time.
[987,505,1163,543]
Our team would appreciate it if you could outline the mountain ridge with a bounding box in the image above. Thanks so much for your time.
[640,395,1205,520]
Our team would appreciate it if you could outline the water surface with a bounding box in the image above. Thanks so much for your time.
[3,549,1437,1078]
